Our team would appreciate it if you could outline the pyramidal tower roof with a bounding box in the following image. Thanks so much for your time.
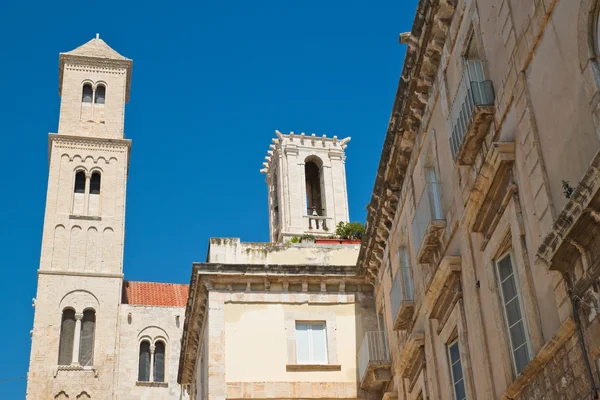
[61,34,129,61]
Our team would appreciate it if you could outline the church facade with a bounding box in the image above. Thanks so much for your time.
[26,37,189,400]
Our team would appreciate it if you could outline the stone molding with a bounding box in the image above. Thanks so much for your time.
[38,270,124,279]
[420,256,462,323]
[53,364,98,378]
[225,381,374,399]
[358,0,456,282]
[69,215,102,221]
[285,364,342,371]
[501,317,576,399]
[50,135,131,152]
[135,381,168,388]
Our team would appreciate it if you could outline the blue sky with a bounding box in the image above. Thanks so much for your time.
[0,0,416,396]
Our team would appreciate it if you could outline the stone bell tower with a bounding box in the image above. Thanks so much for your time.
[27,35,132,399]
[261,130,351,243]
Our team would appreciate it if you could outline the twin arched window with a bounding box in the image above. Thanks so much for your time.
[58,309,96,366]
[82,83,106,104]
[73,171,101,195]
[138,340,166,382]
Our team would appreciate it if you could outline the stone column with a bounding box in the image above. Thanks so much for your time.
[149,344,156,382]
[83,174,91,215]
[72,312,83,365]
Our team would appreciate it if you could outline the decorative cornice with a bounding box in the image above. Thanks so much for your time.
[358,0,456,282]
[260,130,350,174]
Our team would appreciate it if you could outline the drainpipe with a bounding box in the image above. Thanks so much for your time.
[569,288,600,399]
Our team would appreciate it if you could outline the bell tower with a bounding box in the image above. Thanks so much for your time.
[27,36,132,399]
[261,130,351,243]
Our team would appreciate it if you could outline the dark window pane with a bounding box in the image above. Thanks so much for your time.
[510,322,527,349]
[79,310,95,366]
[501,275,518,302]
[82,84,93,103]
[454,379,466,400]
[451,359,464,382]
[449,342,460,364]
[90,173,101,195]
[514,344,531,375]
[58,309,75,365]
[154,341,166,382]
[497,254,513,281]
[138,341,151,381]
[95,85,105,104]
[504,296,522,326]
[74,171,86,193]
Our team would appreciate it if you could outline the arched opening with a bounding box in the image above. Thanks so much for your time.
[74,171,86,194]
[272,170,279,229]
[58,309,76,365]
[94,85,105,104]
[82,84,93,103]
[305,160,323,216]
[138,341,151,382]
[90,172,101,195]
[153,341,166,382]
[78,309,95,366]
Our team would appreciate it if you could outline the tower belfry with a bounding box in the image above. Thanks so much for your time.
[261,130,351,243]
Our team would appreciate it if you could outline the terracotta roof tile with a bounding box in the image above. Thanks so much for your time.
[122,281,189,307]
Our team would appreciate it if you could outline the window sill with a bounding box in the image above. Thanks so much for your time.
[136,381,168,388]
[69,215,102,221]
[286,364,341,372]
[53,364,98,378]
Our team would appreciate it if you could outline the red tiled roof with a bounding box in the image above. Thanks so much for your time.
[122,281,189,307]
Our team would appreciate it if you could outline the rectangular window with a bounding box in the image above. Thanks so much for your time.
[496,251,532,375]
[447,340,466,400]
[296,322,328,364]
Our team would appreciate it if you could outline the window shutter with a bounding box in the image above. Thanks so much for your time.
[79,310,95,366]
[295,323,310,364]
[311,324,327,364]
[58,310,75,365]
[138,341,151,381]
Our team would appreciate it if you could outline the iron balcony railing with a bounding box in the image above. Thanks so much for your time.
[390,265,414,322]
[412,182,444,256]
[358,331,390,381]
[449,73,495,160]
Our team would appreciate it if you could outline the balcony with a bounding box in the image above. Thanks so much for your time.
[412,182,446,264]
[304,207,331,233]
[449,74,495,166]
[390,265,415,330]
[358,331,392,390]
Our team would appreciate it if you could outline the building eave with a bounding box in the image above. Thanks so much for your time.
[357,0,456,282]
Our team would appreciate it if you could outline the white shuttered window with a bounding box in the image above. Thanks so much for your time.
[296,322,327,364]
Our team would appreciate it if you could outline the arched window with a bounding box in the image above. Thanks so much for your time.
[94,85,106,104]
[90,172,101,195]
[138,341,151,382]
[153,341,166,382]
[82,84,93,103]
[74,171,86,194]
[78,309,95,366]
[305,161,323,216]
[58,309,75,365]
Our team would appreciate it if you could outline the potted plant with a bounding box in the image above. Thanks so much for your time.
[314,222,364,244]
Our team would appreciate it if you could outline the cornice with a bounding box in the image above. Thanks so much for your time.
[358,0,456,282]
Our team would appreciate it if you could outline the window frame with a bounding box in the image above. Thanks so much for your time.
[94,84,106,104]
[78,309,96,367]
[138,340,151,382]
[295,321,328,365]
[495,250,533,376]
[153,340,166,383]
[82,83,93,103]
[447,339,467,400]
[58,308,76,366]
